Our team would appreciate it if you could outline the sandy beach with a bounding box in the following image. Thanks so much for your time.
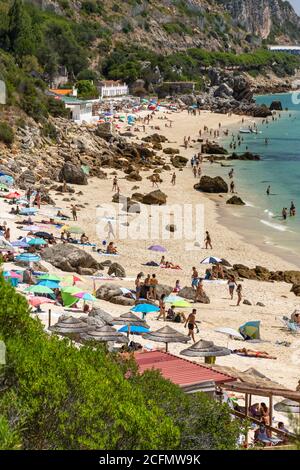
[1,108,300,427]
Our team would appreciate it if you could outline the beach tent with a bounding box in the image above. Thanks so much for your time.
[239,321,261,340]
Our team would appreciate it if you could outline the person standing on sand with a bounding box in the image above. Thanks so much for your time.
[106,220,115,239]
[228,276,237,300]
[112,176,118,192]
[204,231,212,249]
[195,278,205,303]
[185,309,198,343]
[71,205,77,221]
[171,172,176,185]
[135,273,143,301]
[230,181,235,193]
[193,166,197,178]
[157,294,166,321]
[191,267,199,289]
[236,284,242,306]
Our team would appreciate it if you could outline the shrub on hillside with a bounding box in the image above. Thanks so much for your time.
[0,122,14,145]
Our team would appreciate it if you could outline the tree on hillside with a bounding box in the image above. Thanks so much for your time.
[7,0,35,60]
[76,80,99,99]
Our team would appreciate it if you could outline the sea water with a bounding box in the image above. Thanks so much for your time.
[207,92,300,264]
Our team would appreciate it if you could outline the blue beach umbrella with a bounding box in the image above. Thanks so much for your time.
[15,253,41,263]
[131,304,160,314]
[28,238,47,246]
[37,279,60,289]
[118,326,150,335]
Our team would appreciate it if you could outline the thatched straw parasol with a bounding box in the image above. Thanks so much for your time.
[80,325,129,344]
[180,339,230,363]
[49,316,89,339]
[143,325,190,352]
[274,399,300,414]
[112,312,149,337]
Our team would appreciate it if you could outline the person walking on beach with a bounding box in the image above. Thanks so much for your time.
[230,181,235,193]
[112,176,118,192]
[106,220,115,239]
[236,284,242,306]
[204,231,212,249]
[171,172,176,185]
[71,205,77,221]
[266,185,271,196]
[193,166,197,178]
[228,276,237,300]
[185,309,198,343]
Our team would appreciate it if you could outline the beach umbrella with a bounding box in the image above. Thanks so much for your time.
[118,325,149,335]
[215,327,244,340]
[5,192,21,199]
[28,297,56,307]
[239,321,261,340]
[148,245,167,252]
[37,279,60,289]
[112,312,149,337]
[21,225,40,232]
[61,286,84,307]
[143,325,190,352]
[172,299,192,308]
[15,253,41,263]
[24,285,55,296]
[28,238,47,246]
[81,325,129,344]
[131,304,160,314]
[37,274,62,282]
[64,274,84,284]
[73,292,96,302]
[0,175,14,186]
[61,286,83,295]
[3,271,22,279]
[200,256,222,264]
[274,399,300,414]
[49,316,89,337]
[180,339,231,363]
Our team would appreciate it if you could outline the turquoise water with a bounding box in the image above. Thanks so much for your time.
[209,92,300,262]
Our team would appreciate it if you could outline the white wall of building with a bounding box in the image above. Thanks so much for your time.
[100,84,129,98]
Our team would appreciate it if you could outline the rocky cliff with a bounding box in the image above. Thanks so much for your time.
[216,0,300,40]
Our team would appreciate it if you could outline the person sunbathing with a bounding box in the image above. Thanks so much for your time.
[233,348,277,359]
[107,242,117,254]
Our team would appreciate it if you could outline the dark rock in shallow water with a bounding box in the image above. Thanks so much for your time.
[194,176,228,193]
[202,142,228,155]
[228,152,260,161]
[269,101,283,111]
[226,196,245,206]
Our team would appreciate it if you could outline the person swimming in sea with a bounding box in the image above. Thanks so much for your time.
[290,201,296,217]
[266,185,270,196]
[282,208,288,221]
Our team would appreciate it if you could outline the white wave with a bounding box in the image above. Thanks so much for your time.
[245,201,255,207]
[264,209,274,217]
[260,219,287,232]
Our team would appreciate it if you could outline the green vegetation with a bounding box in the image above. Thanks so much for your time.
[0,272,243,450]
[0,120,14,144]
[76,79,98,99]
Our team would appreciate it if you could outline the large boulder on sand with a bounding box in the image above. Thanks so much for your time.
[291,284,300,296]
[41,244,99,273]
[59,162,88,185]
[194,176,228,193]
[142,190,167,205]
[202,142,228,155]
[178,286,210,304]
[156,284,173,298]
[107,262,126,278]
[95,283,135,305]
[171,155,188,168]
[226,196,245,205]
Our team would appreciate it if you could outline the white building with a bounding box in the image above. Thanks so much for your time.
[98,80,129,99]
[268,45,300,55]
[61,97,99,124]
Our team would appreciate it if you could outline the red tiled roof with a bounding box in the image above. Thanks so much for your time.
[134,351,235,388]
